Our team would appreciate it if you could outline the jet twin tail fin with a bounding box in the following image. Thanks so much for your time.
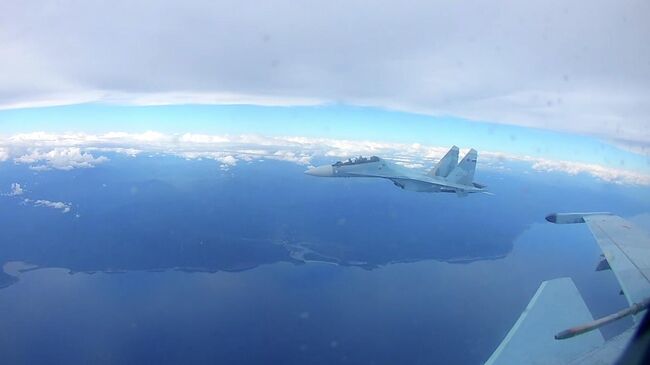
[447,149,477,186]
[428,145,459,178]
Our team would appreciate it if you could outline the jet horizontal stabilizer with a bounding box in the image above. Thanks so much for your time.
[485,277,604,365]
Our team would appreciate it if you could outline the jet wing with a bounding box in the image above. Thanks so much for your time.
[345,172,482,191]
[487,213,650,365]
[547,213,650,312]
[485,277,605,365]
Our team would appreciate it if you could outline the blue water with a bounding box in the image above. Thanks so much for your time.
[0,157,647,364]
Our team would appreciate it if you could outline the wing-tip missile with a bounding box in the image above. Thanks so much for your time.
[545,212,612,224]
[555,297,650,340]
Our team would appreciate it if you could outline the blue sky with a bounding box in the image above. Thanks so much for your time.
[1,103,648,173]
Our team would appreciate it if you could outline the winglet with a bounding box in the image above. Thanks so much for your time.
[545,212,612,224]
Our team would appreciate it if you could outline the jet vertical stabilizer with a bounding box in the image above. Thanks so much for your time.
[428,145,459,178]
[446,149,477,186]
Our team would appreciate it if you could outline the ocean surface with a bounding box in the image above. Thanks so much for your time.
[1,156,647,364]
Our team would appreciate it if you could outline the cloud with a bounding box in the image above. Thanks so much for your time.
[24,198,72,213]
[14,147,108,170]
[219,155,237,166]
[0,147,8,161]
[2,183,25,196]
[269,150,311,165]
[0,1,648,151]
[9,183,24,196]
[177,151,238,170]
[179,133,230,144]
[530,159,650,186]
[1,131,649,185]
[87,147,142,156]
[102,131,169,143]
[4,182,74,214]
[106,92,323,108]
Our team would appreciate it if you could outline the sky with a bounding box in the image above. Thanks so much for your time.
[1,1,649,184]
[1,1,648,149]
[0,103,647,168]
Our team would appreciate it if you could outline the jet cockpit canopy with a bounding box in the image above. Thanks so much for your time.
[333,156,380,167]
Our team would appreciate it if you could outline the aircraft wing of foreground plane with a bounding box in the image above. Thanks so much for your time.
[304,145,488,196]
[485,212,650,365]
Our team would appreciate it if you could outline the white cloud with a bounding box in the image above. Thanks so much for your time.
[9,183,24,196]
[219,155,237,166]
[1,131,649,185]
[103,92,323,108]
[103,131,169,143]
[530,159,650,186]
[0,147,8,161]
[14,147,108,170]
[24,198,72,213]
[5,182,73,213]
[9,132,96,146]
[269,150,311,165]
[0,1,648,151]
[86,147,142,156]
[179,133,230,144]
[216,155,237,171]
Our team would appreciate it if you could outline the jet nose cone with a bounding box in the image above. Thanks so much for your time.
[304,165,334,177]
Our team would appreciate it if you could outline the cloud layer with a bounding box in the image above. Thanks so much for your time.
[1,1,648,151]
[13,147,108,171]
[1,131,649,185]
[25,199,72,214]
[4,183,73,214]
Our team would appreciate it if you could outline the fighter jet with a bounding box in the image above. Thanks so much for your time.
[304,146,488,196]
[485,212,650,365]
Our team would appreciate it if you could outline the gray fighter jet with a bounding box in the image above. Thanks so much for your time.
[305,146,487,196]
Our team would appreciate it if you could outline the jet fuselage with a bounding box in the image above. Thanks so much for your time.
[305,151,487,196]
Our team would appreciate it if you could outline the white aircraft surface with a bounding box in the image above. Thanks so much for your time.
[486,212,650,365]
[305,146,488,196]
